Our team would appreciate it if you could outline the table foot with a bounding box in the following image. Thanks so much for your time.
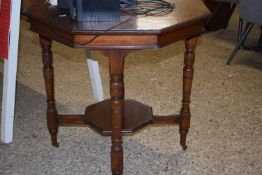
[181,143,188,150]
[112,171,123,175]
[180,129,188,150]
[179,37,197,150]
[51,133,59,147]
[111,151,123,175]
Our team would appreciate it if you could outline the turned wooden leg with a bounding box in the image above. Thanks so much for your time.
[107,50,125,175]
[40,36,59,147]
[180,37,197,150]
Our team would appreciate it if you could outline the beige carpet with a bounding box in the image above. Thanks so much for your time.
[0,8,261,175]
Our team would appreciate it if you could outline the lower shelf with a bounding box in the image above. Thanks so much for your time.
[84,99,153,136]
[57,99,181,136]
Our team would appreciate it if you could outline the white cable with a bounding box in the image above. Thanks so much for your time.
[48,0,57,5]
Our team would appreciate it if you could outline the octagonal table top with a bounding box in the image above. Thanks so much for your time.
[23,0,210,49]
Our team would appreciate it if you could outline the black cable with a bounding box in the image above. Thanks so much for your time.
[120,0,174,16]
[76,16,133,46]
[77,0,175,46]
[48,0,174,46]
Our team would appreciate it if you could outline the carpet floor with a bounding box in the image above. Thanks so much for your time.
[0,7,261,175]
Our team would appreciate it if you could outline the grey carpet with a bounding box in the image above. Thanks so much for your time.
[0,8,261,175]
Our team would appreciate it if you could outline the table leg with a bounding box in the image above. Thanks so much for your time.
[180,37,197,150]
[107,50,125,175]
[40,36,59,147]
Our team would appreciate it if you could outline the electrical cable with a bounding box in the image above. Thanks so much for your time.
[75,16,133,46]
[48,0,174,46]
[120,0,174,16]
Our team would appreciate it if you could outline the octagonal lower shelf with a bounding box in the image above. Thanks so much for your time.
[83,99,153,136]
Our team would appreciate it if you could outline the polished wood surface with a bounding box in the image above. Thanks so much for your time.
[84,100,152,136]
[24,0,209,33]
[23,0,209,49]
[24,1,210,174]
[40,36,59,147]
[104,50,125,175]
[180,37,197,150]
[59,99,180,135]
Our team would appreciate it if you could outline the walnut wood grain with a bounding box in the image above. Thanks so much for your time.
[58,115,85,126]
[23,0,210,50]
[153,114,180,124]
[24,1,210,174]
[180,37,197,150]
[84,99,153,136]
[23,0,210,34]
[40,36,59,147]
[107,50,125,175]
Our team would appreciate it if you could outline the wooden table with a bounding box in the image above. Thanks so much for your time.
[24,0,210,174]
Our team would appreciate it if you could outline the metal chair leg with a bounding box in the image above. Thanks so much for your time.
[238,19,243,43]
[226,22,254,65]
[257,26,262,50]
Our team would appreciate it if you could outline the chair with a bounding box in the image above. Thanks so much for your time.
[226,0,262,64]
